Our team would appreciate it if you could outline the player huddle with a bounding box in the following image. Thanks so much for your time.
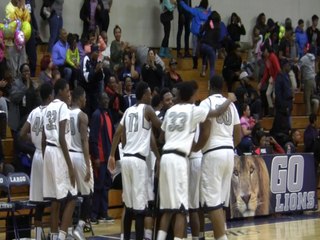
[21,75,240,240]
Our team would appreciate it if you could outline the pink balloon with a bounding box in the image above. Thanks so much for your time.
[14,30,25,51]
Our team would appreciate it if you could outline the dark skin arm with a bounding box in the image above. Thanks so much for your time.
[150,132,161,178]
[41,126,46,158]
[59,120,75,187]
[108,123,124,173]
[145,105,162,129]
[192,120,211,152]
[79,112,91,182]
[19,121,31,141]
[206,93,237,118]
[233,124,242,147]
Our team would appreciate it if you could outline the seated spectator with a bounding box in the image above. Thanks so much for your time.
[123,76,136,109]
[222,43,242,92]
[164,58,183,90]
[39,55,54,86]
[0,30,6,80]
[66,33,80,89]
[304,114,319,152]
[83,29,107,59]
[118,51,141,84]
[141,49,163,93]
[100,31,111,69]
[284,129,302,153]
[134,45,165,71]
[253,131,285,155]
[52,28,72,84]
[237,104,256,155]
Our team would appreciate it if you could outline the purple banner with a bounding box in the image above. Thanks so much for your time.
[229,154,318,219]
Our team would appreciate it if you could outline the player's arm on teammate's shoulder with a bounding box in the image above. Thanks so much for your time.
[108,123,124,173]
[233,123,241,147]
[79,112,91,182]
[206,93,237,118]
[145,105,162,129]
[59,119,75,187]
[192,120,211,152]
[19,121,31,141]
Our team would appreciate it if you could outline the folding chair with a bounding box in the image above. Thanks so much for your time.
[7,172,38,239]
[0,173,18,240]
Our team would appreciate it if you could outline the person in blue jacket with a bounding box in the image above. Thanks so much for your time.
[179,0,211,69]
[295,19,308,58]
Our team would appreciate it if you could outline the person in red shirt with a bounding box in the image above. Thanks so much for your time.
[253,130,285,155]
[258,44,281,116]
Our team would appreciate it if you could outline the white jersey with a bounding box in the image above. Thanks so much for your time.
[162,104,208,155]
[43,99,71,148]
[200,94,240,151]
[27,105,47,150]
[69,108,83,152]
[120,104,152,157]
[189,125,203,159]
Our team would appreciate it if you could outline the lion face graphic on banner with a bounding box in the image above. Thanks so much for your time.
[230,155,270,218]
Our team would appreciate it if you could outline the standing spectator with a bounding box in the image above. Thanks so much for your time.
[48,0,64,53]
[80,0,104,40]
[227,12,246,43]
[141,49,163,92]
[270,59,293,137]
[101,0,113,33]
[164,58,183,90]
[304,114,319,152]
[255,13,268,39]
[159,0,177,58]
[176,0,191,58]
[105,75,125,125]
[110,25,128,74]
[199,11,222,79]
[123,76,136,109]
[89,92,114,224]
[306,15,320,56]
[258,44,281,116]
[52,28,72,85]
[82,44,105,117]
[222,43,242,92]
[295,19,309,58]
[5,0,30,78]
[299,50,317,115]
[284,129,302,153]
[0,31,6,80]
[179,0,210,69]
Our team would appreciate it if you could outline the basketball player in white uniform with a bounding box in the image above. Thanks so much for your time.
[157,81,235,240]
[68,86,94,240]
[20,83,53,240]
[198,75,241,240]
[42,79,77,240]
[108,82,161,240]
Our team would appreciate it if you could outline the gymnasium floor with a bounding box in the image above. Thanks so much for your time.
[86,210,320,240]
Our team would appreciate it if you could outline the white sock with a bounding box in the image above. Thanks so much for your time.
[35,227,43,240]
[58,230,67,240]
[192,237,199,240]
[50,233,58,240]
[216,234,228,240]
[67,227,73,235]
[157,230,167,240]
[144,229,153,240]
[225,222,228,230]
[199,232,205,238]
[120,233,124,240]
[77,220,86,230]
[174,237,183,240]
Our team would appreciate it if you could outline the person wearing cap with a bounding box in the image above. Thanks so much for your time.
[270,58,293,137]
[164,58,183,90]
[82,43,105,117]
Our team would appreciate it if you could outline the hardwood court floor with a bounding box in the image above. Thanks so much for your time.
[2,210,320,239]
